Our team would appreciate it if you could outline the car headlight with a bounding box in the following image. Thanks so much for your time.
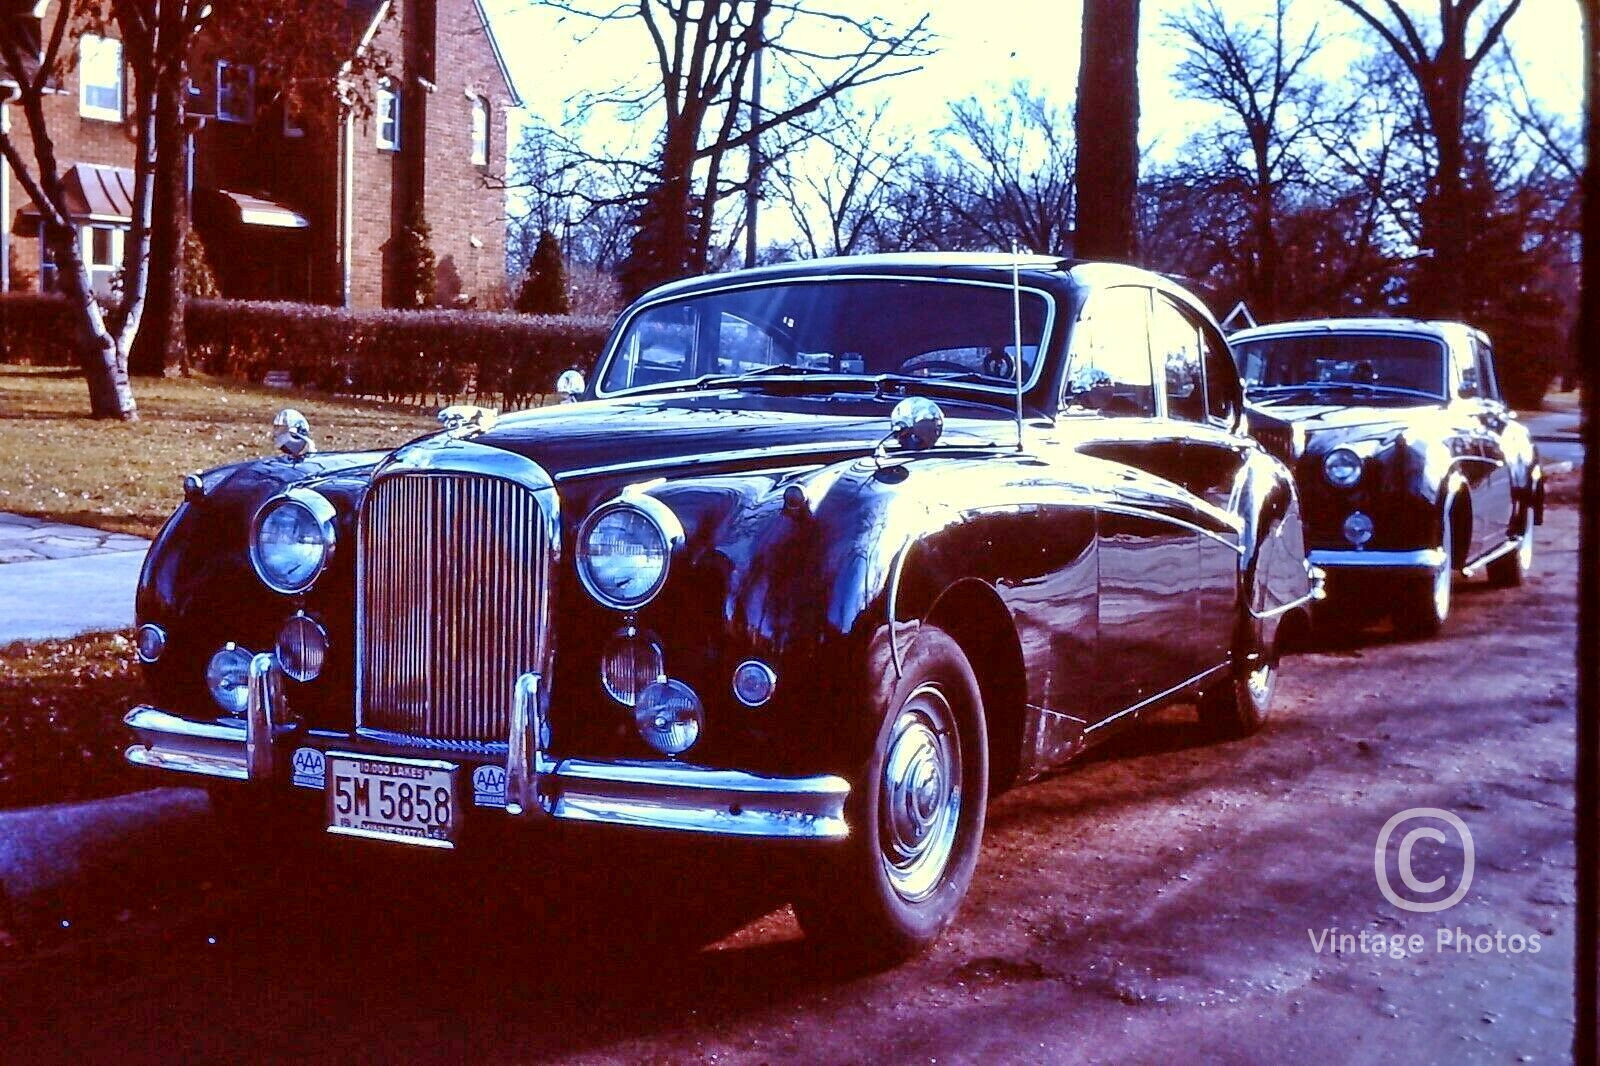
[577,496,684,610]
[250,488,337,593]
[1323,448,1363,488]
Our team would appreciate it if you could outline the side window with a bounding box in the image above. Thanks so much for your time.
[1201,325,1241,427]
[1151,298,1205,422]
[1063,287,1154,417]
[1472,337,1500,402]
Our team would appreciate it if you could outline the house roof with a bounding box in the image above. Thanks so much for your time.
[471,0,523,107]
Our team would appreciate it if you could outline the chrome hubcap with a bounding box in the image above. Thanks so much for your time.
[1246,657,1275,707]
[880,685,961,903]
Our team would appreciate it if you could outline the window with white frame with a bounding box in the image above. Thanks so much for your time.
[78,35,123,121]
[81,224,125,298]
[216,61,257,123]
[376,80,400,150]
[470,96,488,165]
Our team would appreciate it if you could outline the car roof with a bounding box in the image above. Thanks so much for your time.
[1231,317,1484,344]
[628,253,1187,304]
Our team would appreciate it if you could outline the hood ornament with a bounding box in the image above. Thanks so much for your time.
[438,404,499,436]
[888,397,944,450]
[272,409,316,460]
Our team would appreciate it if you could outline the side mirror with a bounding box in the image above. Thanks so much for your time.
[556,369,586,403]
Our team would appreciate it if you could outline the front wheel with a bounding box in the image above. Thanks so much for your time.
[1393,518,1454,639]
[1487,506,1535,588]
[792,625,989,966]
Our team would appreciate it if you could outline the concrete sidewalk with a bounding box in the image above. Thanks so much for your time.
[0,514,149,644]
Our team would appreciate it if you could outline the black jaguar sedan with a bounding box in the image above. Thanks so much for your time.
[1232,318,1542,637]
[124,253,1318,963]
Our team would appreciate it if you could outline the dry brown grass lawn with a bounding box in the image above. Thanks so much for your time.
[0,366,440,537]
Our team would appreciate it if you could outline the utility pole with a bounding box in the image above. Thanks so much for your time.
[743,36,762,269]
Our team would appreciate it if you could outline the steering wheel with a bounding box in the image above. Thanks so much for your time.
[982,350,1015,378]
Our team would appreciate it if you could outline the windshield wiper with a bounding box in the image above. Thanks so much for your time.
[694,364,829,388]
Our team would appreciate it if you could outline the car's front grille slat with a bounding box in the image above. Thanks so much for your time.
[359,473,546,743]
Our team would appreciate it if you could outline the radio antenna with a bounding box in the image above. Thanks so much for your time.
[1011,242,1025,452]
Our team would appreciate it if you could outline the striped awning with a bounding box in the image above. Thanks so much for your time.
[209,188,309,229]
[17,163,136,223]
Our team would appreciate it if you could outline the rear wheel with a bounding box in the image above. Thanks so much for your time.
[792,625,989,966]
[1487,506,1535,588]
[1199,610,1279,739]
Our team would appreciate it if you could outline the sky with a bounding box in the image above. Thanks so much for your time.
[481,0,1585,157]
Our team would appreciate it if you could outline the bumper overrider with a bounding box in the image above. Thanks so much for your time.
[124,654,850,842]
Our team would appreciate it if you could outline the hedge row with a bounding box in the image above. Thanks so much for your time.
[0,293,614,407]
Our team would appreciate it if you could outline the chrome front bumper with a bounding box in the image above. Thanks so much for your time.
[124,661,850,841]
[1309,547,1445,571]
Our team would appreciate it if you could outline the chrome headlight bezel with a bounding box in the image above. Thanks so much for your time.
[249,487,338,594]
[1323,448,1363,488]
[576,495,684,610]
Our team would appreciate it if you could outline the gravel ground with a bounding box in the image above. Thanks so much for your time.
[1,501,1579,1065]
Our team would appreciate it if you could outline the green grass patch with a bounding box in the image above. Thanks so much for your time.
[0,365,440,537]
[0,631,149,808]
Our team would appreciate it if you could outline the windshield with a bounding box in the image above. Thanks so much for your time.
[598,278,1052,395]
[1233,333,1447,399]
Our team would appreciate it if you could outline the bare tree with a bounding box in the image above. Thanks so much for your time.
[541,1,932,297]
[765,100,901,258]
[0,0,210,418]
[1165,0,1328,320]
[1332,0,1523,316]
[1074,0,1140,261]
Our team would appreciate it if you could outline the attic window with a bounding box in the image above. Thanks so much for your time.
[217,61,256,123]
[376,79,400,150]
[78,35,123,121]
[470,96,488,165]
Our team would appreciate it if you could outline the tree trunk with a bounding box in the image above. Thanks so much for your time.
[1073,0,1141,262]
[46,221,138,420]
[130,74,187,377]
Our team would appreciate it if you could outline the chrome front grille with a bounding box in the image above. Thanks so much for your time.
[358,473,548,743]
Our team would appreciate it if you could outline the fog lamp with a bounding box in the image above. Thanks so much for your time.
[276,612,329,683]
[600,628,664,707]
[205,643,254,715]
[1343,511,1375,547]
[135,623,167,664]
[732,659,777,707]
[635,678,703,756]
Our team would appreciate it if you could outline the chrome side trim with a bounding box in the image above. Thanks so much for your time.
[1085,662,1232,736]
[1461,536,1520,578]
[1310,548,1446,570]
[1098,502,1244,553]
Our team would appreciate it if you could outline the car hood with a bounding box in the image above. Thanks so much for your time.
[1246,397,1438,436]
[465,388,1016,479]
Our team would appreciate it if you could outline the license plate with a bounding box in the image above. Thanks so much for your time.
[325,753,459,849]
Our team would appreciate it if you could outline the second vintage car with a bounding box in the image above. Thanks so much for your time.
[124,253,1317,962]
[1231,318,1542,636]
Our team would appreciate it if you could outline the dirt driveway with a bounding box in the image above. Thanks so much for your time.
[3,500,1580,1064]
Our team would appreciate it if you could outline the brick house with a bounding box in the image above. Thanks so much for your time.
[1,0,521,309]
